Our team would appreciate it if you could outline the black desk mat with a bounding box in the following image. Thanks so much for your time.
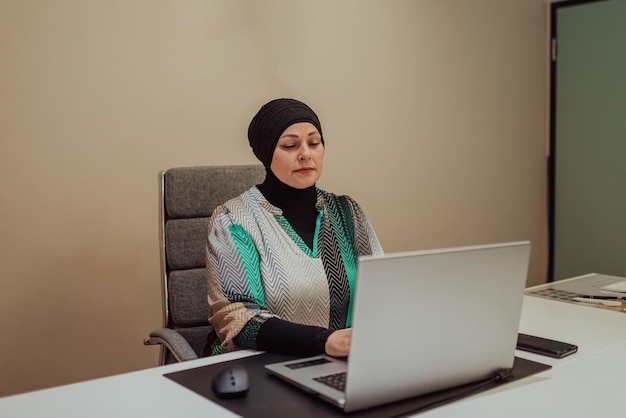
[165,353,550,418]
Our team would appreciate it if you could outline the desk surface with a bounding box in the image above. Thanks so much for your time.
[3,293,626,418]
[419,295,626,418]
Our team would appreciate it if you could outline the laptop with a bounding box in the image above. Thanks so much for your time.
[265,241,531,413]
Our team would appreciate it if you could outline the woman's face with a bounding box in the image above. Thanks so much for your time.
[270,122,324,189]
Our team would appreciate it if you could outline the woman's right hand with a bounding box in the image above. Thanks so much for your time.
[325,328,351,357]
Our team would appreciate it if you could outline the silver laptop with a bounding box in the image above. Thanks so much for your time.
[265,241,531,413]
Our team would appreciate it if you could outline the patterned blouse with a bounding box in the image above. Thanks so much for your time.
[206,186,383,354]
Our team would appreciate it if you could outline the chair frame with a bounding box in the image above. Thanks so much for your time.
[145,170,191,364]
[156,170,171,364]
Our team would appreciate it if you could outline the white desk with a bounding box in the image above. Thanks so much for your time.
[2,294,626,418]
[420,295,626,417]
[1,350,256,418]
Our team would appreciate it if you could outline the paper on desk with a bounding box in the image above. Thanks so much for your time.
[601,281,626,293]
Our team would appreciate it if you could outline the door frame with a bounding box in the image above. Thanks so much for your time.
[547,0,612,281]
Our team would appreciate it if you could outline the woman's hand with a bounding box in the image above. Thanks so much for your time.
[325,328,351,357]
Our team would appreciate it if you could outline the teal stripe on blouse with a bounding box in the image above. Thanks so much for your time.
[228,224,265,307]
[274,213,322,258]
[330,196,358,327]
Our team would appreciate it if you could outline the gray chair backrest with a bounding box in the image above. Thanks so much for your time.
[159,164,266,362]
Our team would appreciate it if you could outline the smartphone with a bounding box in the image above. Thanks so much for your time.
[516,333,578,358]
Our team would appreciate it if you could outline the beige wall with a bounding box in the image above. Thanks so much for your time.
[0,0,548,397]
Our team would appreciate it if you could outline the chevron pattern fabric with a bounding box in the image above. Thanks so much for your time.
[206,187,383,354]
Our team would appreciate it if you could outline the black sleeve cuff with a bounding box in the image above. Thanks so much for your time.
[256,317,334,357]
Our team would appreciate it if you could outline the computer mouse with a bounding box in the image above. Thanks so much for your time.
[211,365,249,399]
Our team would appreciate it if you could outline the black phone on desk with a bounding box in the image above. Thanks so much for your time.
[517,333,578,358]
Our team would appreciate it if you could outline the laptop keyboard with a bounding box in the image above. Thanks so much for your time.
[313,371,347,392]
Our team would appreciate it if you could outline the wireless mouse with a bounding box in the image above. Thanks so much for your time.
[211,365,249,399]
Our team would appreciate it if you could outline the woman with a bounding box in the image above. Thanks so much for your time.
[205,98,383,358]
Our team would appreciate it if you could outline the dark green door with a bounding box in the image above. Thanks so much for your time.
[550,0,626,280]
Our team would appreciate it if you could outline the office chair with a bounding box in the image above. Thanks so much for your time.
[144,164,266,364]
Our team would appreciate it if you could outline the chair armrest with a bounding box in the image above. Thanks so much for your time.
[144,328,199,362]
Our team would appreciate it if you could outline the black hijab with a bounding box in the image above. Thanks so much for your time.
[248,98,324,247]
